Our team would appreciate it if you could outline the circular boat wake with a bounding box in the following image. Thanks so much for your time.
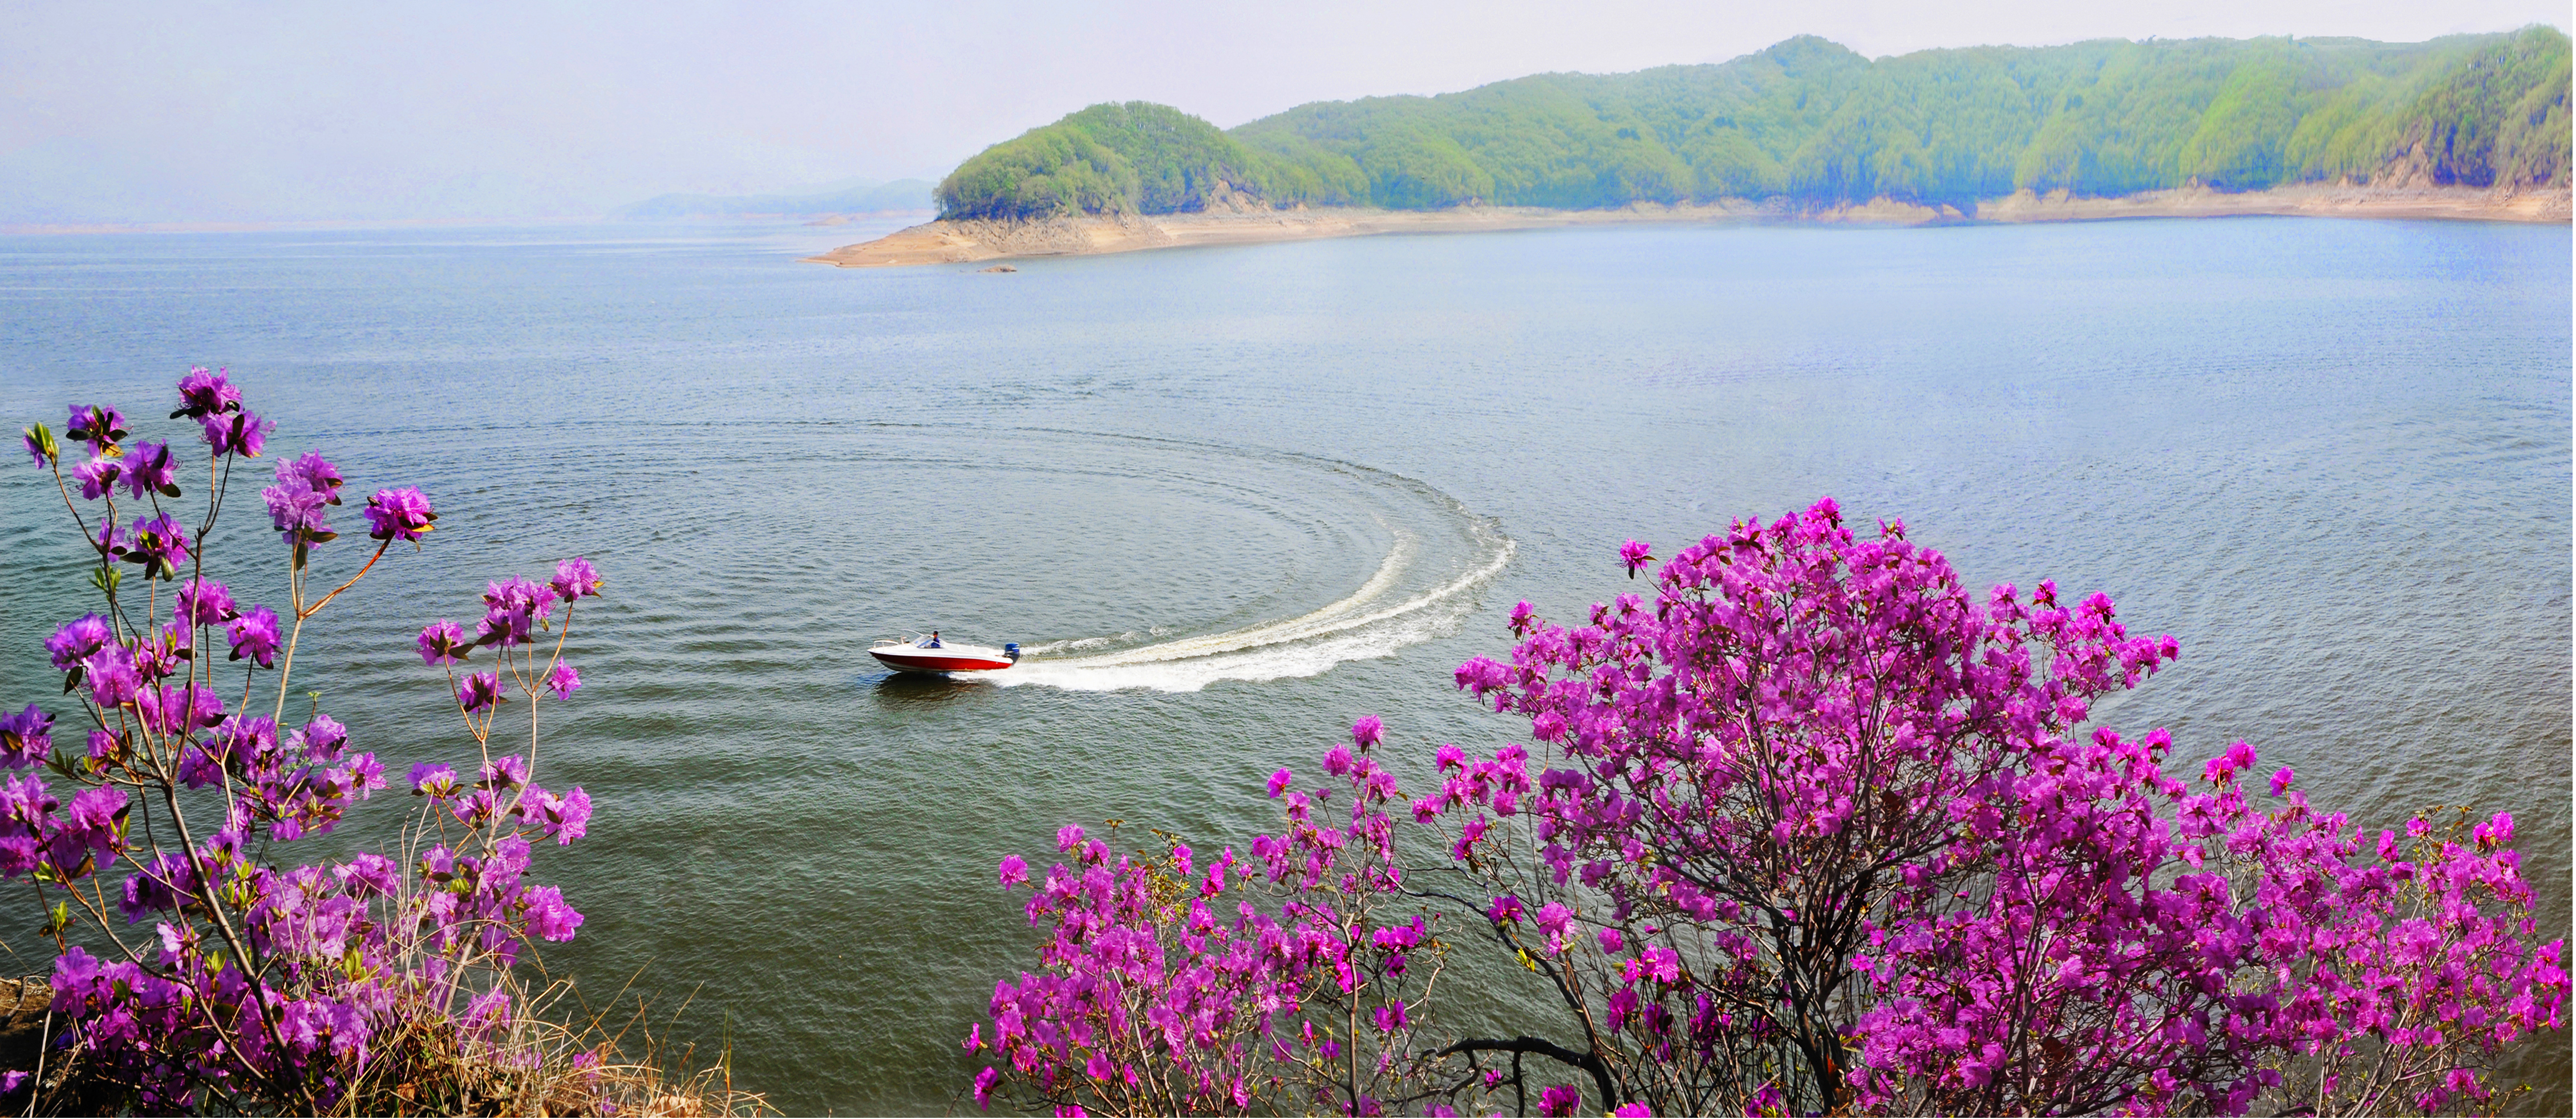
[1001,515,1513,692]
[886,429,1517,694]
[577,422,1519,695]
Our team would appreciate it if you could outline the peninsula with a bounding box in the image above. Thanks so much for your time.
[810,29,2573,269]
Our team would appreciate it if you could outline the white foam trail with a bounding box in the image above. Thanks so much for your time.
[1021,633,1134,655]
[998,524,1514,694]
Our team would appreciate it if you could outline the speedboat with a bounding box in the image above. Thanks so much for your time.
[869,635,1022,675]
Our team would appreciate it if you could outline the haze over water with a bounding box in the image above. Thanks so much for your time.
[1,216,2566,1112]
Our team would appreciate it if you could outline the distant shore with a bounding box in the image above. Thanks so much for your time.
[803,184,2572,269]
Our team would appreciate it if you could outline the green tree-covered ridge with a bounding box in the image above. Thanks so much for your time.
[937,29,2570,218]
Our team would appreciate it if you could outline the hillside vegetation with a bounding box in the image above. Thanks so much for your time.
[936,27,2571,218]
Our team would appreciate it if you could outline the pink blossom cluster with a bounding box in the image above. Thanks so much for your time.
[1848,729,2566,1115]
[971,717,1460,1117]
[10,373,605,1110]
[1428,498,2564,1116]
[1427,499,2181,1113]
[973,497,2566,1117]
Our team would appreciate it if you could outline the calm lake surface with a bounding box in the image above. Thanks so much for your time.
[1,215,2567,1113]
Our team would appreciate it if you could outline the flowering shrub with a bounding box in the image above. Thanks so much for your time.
[1843,745,2566,1116]
[975,497,2565,1117]
[9,371,614,1112]
[1432,498,2565,1116]
[970,717,1468,1117]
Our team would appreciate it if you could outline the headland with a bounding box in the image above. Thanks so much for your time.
[802,184,2570,269]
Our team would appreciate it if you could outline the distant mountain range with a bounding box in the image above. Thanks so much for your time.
[619,177,936,218]
[936,28,2571,220]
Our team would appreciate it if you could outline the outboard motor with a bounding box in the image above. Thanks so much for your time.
[1004,643,1022,664]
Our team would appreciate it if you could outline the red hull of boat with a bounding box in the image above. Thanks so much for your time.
[870,650,1014,673]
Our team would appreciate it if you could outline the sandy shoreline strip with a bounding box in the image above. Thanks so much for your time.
[802,184,2571,269]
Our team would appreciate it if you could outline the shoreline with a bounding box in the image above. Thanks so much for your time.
[801,183,2573,269]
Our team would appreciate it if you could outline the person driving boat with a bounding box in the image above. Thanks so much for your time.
[916,630,943,648]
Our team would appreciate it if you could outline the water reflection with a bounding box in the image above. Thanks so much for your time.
[867,671,990,708]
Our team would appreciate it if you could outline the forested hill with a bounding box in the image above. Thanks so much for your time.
[935,27,2571,219]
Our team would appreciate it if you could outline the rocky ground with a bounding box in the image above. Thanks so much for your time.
[801,184,2571,269]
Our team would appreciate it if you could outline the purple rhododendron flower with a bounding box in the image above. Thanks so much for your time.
[135,626,185,682]
[347,751,386,793]
[479,755,528,789]
[476,575,557,647]
[1351,715,1383,749]
[171,367,242,419]
[416,619,469,666]
[124,513,189,578]
[999,854,1030,887]
[457,671,505,713]
[0,705,53,769]
[279,450,342,496]
[49,947,99,995]
[1539,1085,1581,1117]
[335,851,397,898]
[176,745,224,789]
[83,646,143,707]
[2474,811,2516,850]
[409,763,458,798]
[2269,766,2296,797]
[547,662,581,699]
[450,786,503,827]
[1618,538,1654,577]
[46,614,112,672]
[1267,768,1294,798]
[515,785,594,845]
[87,514,125,558]
[262,454,339,546]
[174,578,238,627]
[225,606,281,668]
[973,1067,1000,1108]
[299,713,348,761]
[21,428,46,469]
[208,715,276,763]
[542,785,590,835]
[120,440,178,499]
[201,409,272,458]
[1453,655,1507,694]
[66,784,125,852]
[363,486,435,541]
[66,404,127,456]
[71,456,121,501]
[1641,946,1681,983]
[1610,1105,1650,1118]
[524,885,584,942]
[137,681,224,736]
[550,556,603,601]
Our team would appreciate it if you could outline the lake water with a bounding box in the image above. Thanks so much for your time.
[1,214,2567,1113]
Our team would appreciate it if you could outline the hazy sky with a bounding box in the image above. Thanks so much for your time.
[3,0,2563,224]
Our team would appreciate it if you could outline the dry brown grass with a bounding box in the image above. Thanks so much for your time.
[16,971,767,1117]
